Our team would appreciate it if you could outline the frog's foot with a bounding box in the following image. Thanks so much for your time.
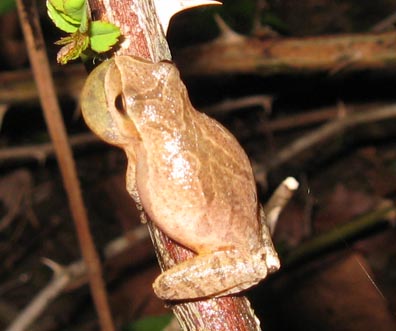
[152,248,280,300]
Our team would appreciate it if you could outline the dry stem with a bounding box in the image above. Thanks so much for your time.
[0,133,98,163]
[175,31,396,76]
[15,1,114,330]
[265,103,396,172]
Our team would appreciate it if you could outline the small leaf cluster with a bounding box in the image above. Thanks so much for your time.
[47,0,121,64]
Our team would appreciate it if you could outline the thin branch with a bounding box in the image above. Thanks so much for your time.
[15,1,114,330]
[202,95,273,115]
[265,103,396,172]
[5,265,73,331]
[0,133,98,163]
[267,105,341,132]
[371,11,396,32]
[175,31,396,77]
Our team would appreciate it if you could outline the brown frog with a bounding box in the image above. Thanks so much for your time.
[81,56,280,300]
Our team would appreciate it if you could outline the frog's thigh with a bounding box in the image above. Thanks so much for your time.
[153,249,268,300]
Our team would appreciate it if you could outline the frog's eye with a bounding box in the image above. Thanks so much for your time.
[114,93,127,115]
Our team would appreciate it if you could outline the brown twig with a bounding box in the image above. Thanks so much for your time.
[267,105,341,131]
[5,263,74,331]
[175,30,396,77]
[264,101,396,132]
[203,95,273,115]
[0,133,98,163]
[265,103,396,172]
[15,1,114,331]
[371,11,396,32]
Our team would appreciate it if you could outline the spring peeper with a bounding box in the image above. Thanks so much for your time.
[81,56,280,300]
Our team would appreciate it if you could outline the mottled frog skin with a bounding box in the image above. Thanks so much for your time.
[81,56,279,300]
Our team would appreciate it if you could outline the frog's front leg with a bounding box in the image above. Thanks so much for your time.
[126,161,139,203]
[153,248,271,300]
[126,159,147,223]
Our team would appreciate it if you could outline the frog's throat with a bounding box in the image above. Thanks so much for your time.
[81,59,121,145]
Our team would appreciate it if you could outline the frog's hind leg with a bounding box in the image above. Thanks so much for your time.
[152,248,270,300]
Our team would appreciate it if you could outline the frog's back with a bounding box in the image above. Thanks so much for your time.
[194,113,260,250]
[136,104,260,253]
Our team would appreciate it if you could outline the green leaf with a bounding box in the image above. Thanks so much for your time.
[90,21,121,53]
[47,1,79,33]
[63,0,86,23]
[48,0,66,12]
[0,0,16,15]
[48,0,85,18]
[124,314,173,331]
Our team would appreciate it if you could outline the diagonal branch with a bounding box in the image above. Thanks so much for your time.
[265,103,396,172]
[15,1,114,330]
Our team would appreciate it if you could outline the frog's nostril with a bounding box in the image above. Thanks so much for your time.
[115,93,127,115]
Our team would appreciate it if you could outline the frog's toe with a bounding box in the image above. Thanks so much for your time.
[265,253,280,273]
[153,268,208,300]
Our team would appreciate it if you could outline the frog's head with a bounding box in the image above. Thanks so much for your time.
[81,56,188,148]
[81,57,138,147]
